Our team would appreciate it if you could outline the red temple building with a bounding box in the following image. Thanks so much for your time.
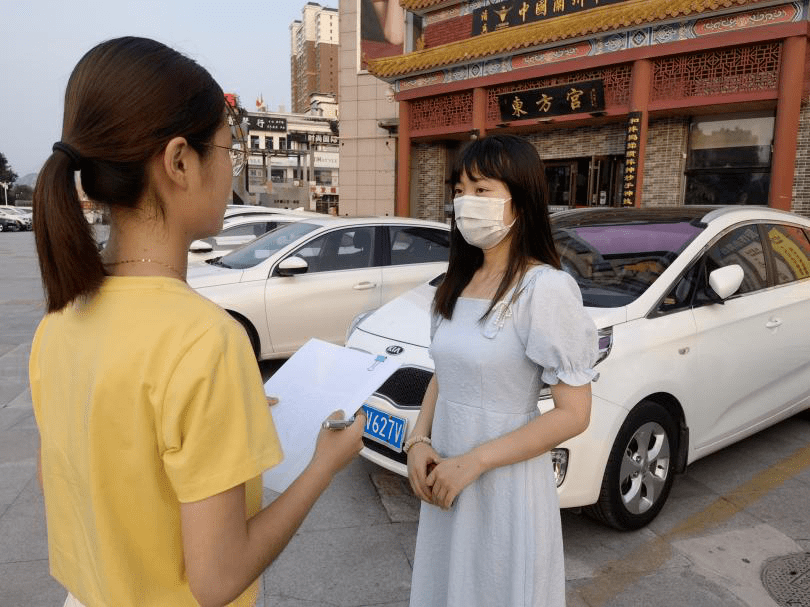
[366,0,810,221]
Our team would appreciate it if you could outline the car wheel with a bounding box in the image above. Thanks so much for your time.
[585,401,677,530]
[0,224,4,232]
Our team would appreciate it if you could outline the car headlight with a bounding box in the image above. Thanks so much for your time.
[596,327,613,366]
[346,309,376,342]
[551,448,568,487]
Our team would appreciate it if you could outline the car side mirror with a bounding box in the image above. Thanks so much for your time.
[277,256,309,277]
[708,264,744,301]
[189,239,213,253]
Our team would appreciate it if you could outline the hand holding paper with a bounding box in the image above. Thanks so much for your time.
[262,339,401,492]
[308,409,367,477]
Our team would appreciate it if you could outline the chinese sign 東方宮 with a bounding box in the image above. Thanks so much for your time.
[621,112,642,207]
[473,0,628,35]
[497,80,605,121]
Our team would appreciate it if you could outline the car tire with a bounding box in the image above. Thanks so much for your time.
[585,401,677,531]
[0,224,4,232]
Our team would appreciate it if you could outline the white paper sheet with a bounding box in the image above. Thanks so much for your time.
[262,338,401,493]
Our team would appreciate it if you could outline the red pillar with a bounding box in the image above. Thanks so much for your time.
[472,87,487,138]
[769,35,807,211]
[396,100,411,217]
[630,59,652,207]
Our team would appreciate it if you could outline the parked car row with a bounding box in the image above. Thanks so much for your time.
[0,206,32,231]
[346,206,810,530]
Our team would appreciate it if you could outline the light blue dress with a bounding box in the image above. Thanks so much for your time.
[409,265,598,607]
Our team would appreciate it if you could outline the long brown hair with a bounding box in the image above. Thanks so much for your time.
[434,134,560,321]
[33,37,225,312]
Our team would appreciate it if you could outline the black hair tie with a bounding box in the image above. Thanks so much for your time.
[52,142,82,171]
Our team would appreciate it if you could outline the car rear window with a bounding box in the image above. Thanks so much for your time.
[554,221,705,308]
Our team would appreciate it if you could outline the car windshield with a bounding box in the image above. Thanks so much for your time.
[553,220,705,308]
[217,222,320,269]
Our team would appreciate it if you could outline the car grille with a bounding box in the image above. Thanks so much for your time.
[363,437,408,465]
[375,366,433,408]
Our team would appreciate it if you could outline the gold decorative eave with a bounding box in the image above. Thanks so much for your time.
[400,0,454,11]
[370,0,763,79]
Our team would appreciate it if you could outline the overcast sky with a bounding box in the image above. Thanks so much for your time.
[1,0,337,178]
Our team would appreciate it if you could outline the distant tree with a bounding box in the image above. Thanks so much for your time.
[0,152,18,185]
[12,184,33,201]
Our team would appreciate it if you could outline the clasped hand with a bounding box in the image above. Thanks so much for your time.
[407,444,483,510]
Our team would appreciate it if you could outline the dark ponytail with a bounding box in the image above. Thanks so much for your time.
[33,37,226,312]
[34,152,106,312]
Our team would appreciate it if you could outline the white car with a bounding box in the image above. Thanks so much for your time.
[188,216,450,359]
[223,204,321,222]
[188,214,308,264]
[0,207,31,230]
[346,206,810,530]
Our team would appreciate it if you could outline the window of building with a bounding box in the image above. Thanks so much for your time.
[279,137,287,150]
[264,137,274,150]
[250,135,261,150]
[315,169,332,185]
[248,167,265,187]
[685,112,774,205]
[270,169,285,183]
[405,12,425,52]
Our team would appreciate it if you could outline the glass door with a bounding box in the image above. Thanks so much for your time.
[588,155,623,207]
[546,156,625,208]
[545,160,576,211]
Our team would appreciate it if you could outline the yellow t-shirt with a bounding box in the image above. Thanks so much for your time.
[29,276,283,606]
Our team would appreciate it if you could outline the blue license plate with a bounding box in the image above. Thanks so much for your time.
[362,404,407,452]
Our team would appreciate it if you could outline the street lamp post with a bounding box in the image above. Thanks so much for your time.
[0,182,10,205]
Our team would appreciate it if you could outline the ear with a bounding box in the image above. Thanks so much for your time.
[160,136,195,189]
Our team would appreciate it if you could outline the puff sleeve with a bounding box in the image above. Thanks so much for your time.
[513,267,599,386]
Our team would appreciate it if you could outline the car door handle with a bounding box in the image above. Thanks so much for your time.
[353,281,377,290]
[765,318,782,329]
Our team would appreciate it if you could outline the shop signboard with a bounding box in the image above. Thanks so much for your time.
[314,151,339,168]
[247,116,287,132]
[622,112,642,207]
[497,79,605,121]
[473,0,628,35]
[289,132,340,145]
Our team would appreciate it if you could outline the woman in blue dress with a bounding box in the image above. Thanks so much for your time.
[405,135,598,607]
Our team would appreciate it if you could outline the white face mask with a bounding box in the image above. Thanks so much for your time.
[453,195,516,250]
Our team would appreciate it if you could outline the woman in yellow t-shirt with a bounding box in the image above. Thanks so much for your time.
[30,36,365,607]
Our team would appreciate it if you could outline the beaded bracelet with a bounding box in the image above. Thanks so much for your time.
[403,435,431,454]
